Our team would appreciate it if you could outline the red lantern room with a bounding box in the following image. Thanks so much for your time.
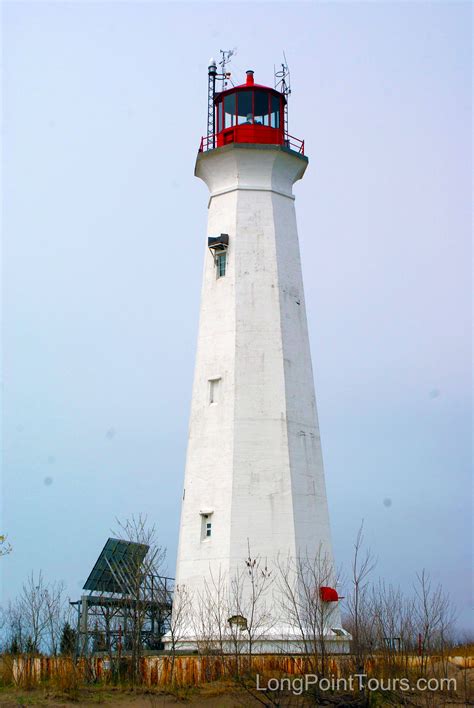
[215,70,285,148]
[199,68,304,155]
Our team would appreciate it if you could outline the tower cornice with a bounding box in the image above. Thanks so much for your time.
[195,143,308,205]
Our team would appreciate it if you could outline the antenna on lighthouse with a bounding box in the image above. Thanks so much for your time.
[207,49,236,149]
[219,48,237,91]
[275,52,291,140]
[207,58,217,148]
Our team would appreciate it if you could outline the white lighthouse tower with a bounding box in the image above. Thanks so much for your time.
[169,65,349,651]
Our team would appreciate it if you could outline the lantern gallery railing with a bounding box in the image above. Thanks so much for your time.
[285,133,305,155]
[199,133,305,156]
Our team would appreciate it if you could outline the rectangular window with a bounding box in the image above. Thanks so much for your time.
[216,252,226,278]
[201,513,213,540]
[209,377,221,405]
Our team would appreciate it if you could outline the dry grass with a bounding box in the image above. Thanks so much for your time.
[0,654,15,686]
[0,683,245,707]
[0,679,472,708]
[49,659,82,700]
[449,642,474,657]
[1,652,473,707]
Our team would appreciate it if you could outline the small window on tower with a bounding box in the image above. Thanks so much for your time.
[216,252,226,278]
[200,513,213,541]
[209,377,221,405]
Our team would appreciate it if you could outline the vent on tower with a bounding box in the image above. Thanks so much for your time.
[208,234,229,251]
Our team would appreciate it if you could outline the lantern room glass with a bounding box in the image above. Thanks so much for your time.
[217,90,282,130]
[224,94,235,128]
[254,90,270,126]
[270,95,280,128]
[237,90,252,124]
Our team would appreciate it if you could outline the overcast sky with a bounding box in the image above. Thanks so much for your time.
[2,1,472,630]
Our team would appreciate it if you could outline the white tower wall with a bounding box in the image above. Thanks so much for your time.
[171,143,345,649]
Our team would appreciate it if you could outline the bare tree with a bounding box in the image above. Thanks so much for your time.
[0,534,12,557]
[167,583,192,684]
[194,566,230,660]
[277,546,340,677]
[228,543,275,668]
[3,571,69,655]
[371,581,410,673]
[413,569,456,675]
[345,522,377,674]
[18,571,49,653]
[109,514,168,682]
[43,580,68,656]
[5,599,26,653]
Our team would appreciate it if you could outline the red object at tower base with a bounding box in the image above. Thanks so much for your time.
[320,586,340,602]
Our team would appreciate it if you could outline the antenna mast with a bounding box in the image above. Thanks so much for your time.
[207,59,217,148]
[274,52,291,140]
[207,48,236,150]
[218,48,236,91]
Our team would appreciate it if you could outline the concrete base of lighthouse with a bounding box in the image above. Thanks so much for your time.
[162,628,351,655]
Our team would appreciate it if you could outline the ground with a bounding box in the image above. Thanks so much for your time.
[0,684,249,708]
[0,682,473,708]
[1,664,473,708]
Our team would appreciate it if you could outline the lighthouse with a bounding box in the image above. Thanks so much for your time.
[168,64,349,651]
